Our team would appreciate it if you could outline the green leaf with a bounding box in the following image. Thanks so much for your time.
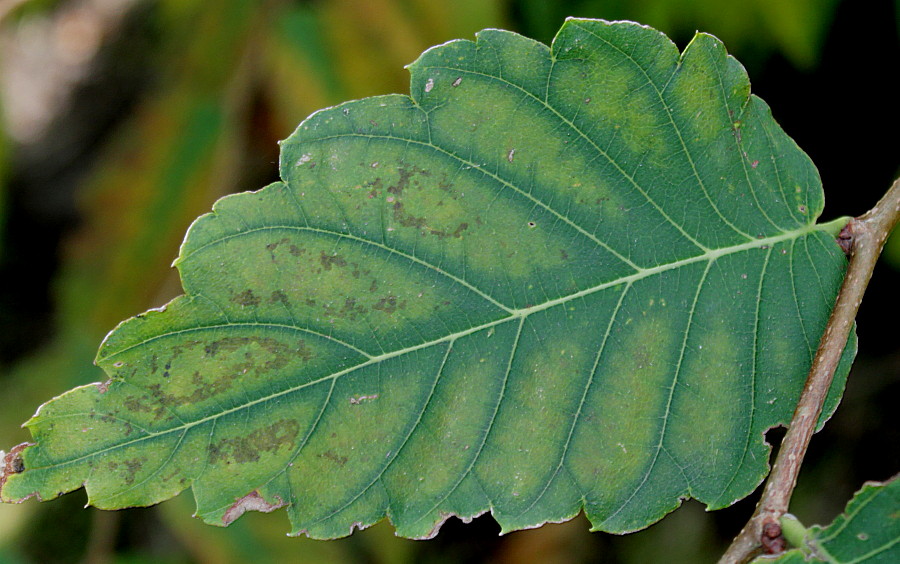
[758,476,900,563]
[0,19,854,539]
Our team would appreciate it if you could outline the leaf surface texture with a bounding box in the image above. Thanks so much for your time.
[1,20,854,538]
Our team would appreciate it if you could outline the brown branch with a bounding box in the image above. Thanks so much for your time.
[720,176,900,564]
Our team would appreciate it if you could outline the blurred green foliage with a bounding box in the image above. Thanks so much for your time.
[0,101,6,254]
[511,0,839,68]
[0,0,894,562]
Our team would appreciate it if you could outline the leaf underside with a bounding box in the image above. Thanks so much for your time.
[1,19,855,539]
[761,476,900,563]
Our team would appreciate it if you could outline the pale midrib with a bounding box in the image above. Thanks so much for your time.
[35,223,830,472]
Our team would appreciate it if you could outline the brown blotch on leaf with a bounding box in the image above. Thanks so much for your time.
[143,337,305,417]
[392,201,428,229]
[0,443,32,497]
[266,237,304,257]
[222,491,285,525]
[123,395,153,414]
[319,450,349,466]
[208,419,300,465]
[387,164,429,196]
[320,251,348,271]
[365,177,384,199]
[106,457,146,486]
[350,262,370,279]
[334,297,368,321]
[373,295,406,315]
[232,290,261,307]
[268,290,289,305]
[265,238,290,253]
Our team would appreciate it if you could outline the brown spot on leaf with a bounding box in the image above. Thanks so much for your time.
[365,177,383,199]
[0,443,32,497]
[268,290,289,305]
[265,238,290,252]
[337,297,368,321]
[350,262,370,279]
[123,395,153,414]
[222,491,285,525]
[387,164,429,196]
[140,337,307,418]
[208,419,300,464]
[232,290,260,307]
[107,457,146,486]
[373,295,405,315]
[392,201,428,229]
[320,251,348,271]
[319,450,348,466]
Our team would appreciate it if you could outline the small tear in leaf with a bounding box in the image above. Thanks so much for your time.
[222,491,285,525]
[0,443,31,497]
[349,394,379,405]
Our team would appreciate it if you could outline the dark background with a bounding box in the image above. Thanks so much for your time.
[0,0,897,562]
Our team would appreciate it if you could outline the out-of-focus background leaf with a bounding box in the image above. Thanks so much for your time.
[0,0,896,562]
[513,0,841,69]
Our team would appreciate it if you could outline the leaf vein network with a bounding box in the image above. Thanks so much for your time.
[421,65,710,254]
[62,227,822,475]
[571,21,756,242]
